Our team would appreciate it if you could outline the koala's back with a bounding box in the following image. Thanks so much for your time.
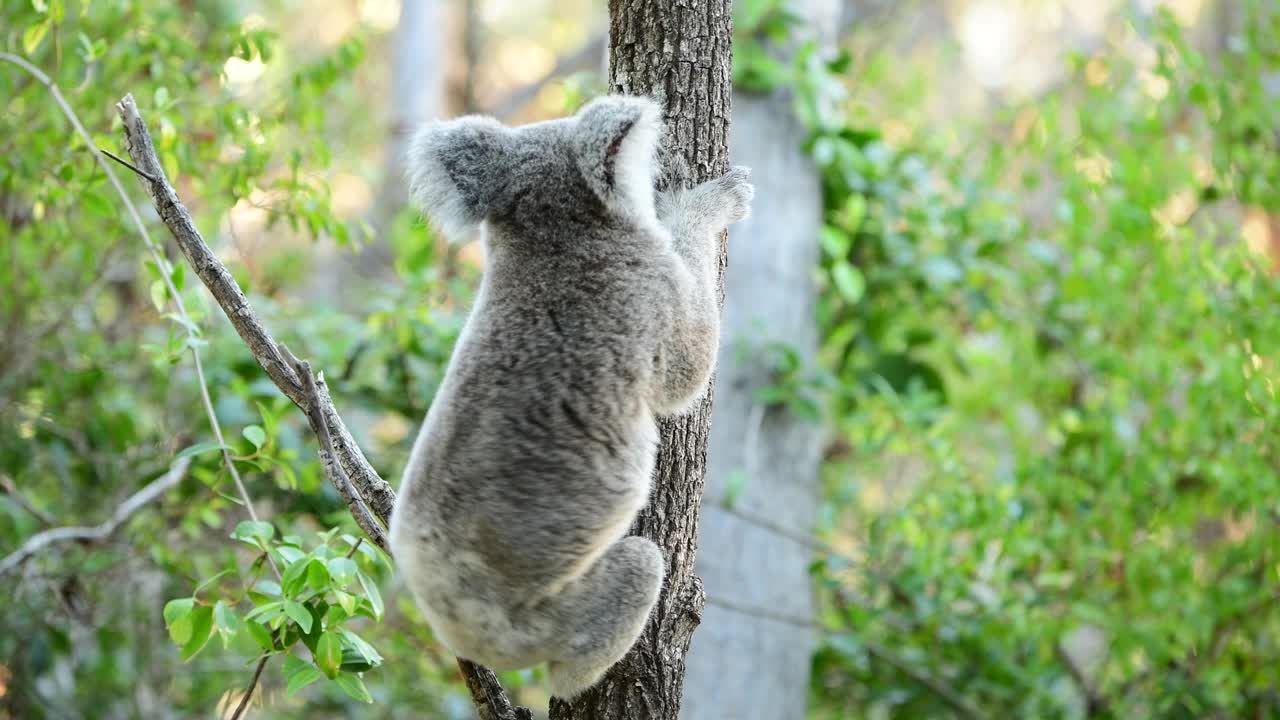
[398,226,674,599]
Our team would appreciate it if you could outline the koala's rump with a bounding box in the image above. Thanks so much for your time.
[397,401,655,664]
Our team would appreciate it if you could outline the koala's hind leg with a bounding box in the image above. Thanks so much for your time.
[652,167,755,414]
[543,535,664,699]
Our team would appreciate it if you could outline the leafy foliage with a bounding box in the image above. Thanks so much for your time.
[0,1,479,717]
[757,4,1280,718]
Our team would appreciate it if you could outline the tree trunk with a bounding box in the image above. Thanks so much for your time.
[681,3,838,717]
[547,1,733,718]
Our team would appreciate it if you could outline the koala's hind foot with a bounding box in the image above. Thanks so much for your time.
[544,536,664,699]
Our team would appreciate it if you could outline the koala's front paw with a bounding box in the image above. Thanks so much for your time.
[712,166,754,225]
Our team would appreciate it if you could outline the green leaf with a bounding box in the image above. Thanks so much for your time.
[82,191,114,218]
[180,606,215,660]
[335,590,356,616]
[244,620,275,651]
[826,49,852,74]
[171,260,186,291]
[316,632,342,678]
[214,600,239,645]
[338,629,383,671]
[820,225,850,258]
[242,425,266,449]
[163,597,195,626]
[23,20,50,55]
[281,554,311,596]
[168,612,194,646]
[244,601,285,623]
[307,558,331,591]
[231,520,275,549]
[192,569,236,598]
[274,546,306,565]
[722,470,748,508]
[327,557,357,585]
[831,262,866,303]
[284,600,313,634]
[357,570,383,620]
[333,673,373,703]
[149,280,168,312]
[283,653,323,696]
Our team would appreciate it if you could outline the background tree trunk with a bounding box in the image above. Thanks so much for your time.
[680,1,838,717]
[547,1,733,718]
[680,96,825,720]
[357,0,447,276]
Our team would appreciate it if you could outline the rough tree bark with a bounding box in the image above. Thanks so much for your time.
[682,1,840,715]
[547,1,733,718]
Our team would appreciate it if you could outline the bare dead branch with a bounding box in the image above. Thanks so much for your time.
[114,94,399,525]
[0,457,193,577]
[278,343,388,549]
[112,93,528,720]
[458,658,536,720]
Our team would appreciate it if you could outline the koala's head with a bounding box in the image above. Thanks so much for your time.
[406,95,664,243]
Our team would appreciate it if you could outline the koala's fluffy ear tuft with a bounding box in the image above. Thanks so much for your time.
[573,96,663,221]
[406,116,510,241]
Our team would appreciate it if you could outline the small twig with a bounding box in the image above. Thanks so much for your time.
[99,148,157,183]
[704,490,852,563]
[279,344,388,550]
[227,654,269,720]
[706,595,822,631]
[345,537,364,559]
[0,457,193,577]
[0,472,56,526]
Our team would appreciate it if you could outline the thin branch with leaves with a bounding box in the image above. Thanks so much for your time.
[111,93,531,720]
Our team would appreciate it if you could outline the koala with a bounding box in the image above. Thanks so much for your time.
[387,95,753,699]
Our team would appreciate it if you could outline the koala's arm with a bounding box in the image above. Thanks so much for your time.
[651,167,754,415]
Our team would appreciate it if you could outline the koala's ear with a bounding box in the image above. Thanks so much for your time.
[573,95,663,220]
[406,116,510,241]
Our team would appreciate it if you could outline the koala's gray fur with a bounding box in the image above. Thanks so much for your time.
[388,95,754,699]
